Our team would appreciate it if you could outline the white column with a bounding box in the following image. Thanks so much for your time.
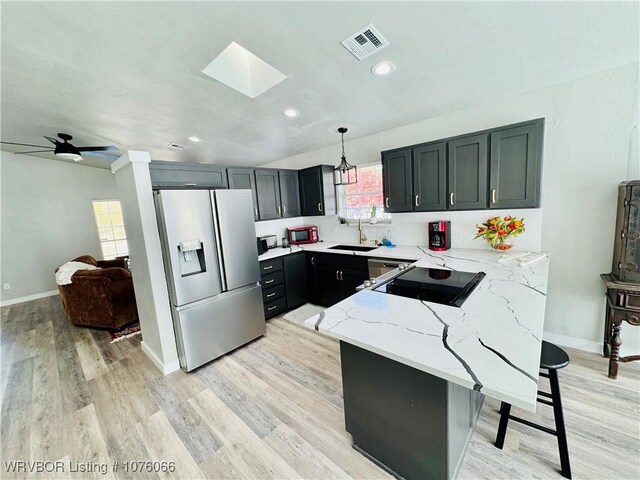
[111,151,180,374]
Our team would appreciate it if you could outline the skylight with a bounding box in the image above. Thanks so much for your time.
[201,42,288,99]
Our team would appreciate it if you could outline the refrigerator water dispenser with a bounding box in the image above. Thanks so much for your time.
[178,239,206,276]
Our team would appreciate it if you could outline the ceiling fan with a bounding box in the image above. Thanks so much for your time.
[1,133,119,161]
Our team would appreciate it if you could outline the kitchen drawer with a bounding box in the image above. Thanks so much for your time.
[609,290,640,312]
[264,296,287,318]
[261,270,284,289]
[260,257,283,275]
[262,284,285,303]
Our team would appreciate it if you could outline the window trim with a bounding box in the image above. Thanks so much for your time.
[91,199,129,260]
[336,161,391,224]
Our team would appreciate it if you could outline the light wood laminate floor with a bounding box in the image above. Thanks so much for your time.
[1,297,639,479]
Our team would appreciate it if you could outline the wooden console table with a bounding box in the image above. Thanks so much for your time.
[601,274,640,378]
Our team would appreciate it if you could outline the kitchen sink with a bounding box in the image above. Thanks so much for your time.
[328,245,378,252]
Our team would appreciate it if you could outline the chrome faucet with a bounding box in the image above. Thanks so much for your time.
[359,218,367,245]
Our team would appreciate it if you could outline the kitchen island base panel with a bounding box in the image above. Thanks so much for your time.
[340,341,484,480]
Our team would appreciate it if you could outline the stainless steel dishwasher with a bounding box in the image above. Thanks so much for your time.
[368,258,415,278]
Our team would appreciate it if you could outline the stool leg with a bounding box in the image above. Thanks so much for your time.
[549,369,571,479]
[495,402,511,449]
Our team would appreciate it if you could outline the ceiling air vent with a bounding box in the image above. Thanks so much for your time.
[167,142,188,151]
[341,24,389,61]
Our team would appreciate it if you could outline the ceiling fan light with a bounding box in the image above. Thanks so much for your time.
[55,152,83,162]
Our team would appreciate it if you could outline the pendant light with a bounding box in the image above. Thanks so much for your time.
[333,127,357,186]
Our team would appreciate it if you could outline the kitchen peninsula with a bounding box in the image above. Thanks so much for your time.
[301,247,550,480]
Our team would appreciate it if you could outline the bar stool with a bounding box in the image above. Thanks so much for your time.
[495,341,572,479]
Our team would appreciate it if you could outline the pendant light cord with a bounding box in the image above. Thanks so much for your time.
[341,131,346,159]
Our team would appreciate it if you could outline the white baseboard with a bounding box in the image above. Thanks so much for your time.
[141,340,181,375]
[0,290,59,307]
[543,330,640,358]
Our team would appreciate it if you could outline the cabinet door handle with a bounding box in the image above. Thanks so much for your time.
[266,292,276,298]
[263,265,273,270]
[311,256,315,265]
[264,279,274,285]
[184,182,197,187]
[491,189,497,204]
[415,195,420,207]
[268,305,277,311]
[340,271,344,281]
[335,270,339,280]
[282,205,286,214]
[277,205,281,215]
[254,207,258,217]
[450,193,455,205]
[385,197,390,208]
[318,202,322,212]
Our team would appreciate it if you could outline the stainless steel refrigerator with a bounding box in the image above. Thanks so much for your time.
[154,189,265,371]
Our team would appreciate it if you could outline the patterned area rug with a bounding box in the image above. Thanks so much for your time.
[108,322,141,343]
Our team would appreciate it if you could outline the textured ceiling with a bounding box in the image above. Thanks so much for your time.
[1,1,638,170]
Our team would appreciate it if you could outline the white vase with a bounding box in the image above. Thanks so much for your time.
[369,217,378,224]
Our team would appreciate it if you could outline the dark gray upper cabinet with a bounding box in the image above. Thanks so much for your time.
[447,134,488,210]
[149,161,228,189]
[299,165,336,216]
[227,167,259,220]
[382,148,413,212]
[278,170,301,218]
[489,120,543,209]
[412,142,447,212]
[255,169,282,220]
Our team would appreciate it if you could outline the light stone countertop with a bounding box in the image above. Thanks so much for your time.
[296,247,550,412]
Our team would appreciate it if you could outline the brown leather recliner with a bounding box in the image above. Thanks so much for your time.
[56,255,138,330]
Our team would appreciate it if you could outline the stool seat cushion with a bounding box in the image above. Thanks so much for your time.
[540,341,570,370]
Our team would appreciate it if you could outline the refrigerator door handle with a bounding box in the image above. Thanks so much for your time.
[210,192,228,292]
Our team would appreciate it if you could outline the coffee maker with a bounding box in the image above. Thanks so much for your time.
[428,221,451,251]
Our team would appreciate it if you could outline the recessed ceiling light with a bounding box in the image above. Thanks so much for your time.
[371,61,396,76]
[188,136,201,143]
[283,108,299,118]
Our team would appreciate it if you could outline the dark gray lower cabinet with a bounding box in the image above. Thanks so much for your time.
[255,169,282,220]
[299,165,336,216]
[260,257,286,319]
[149,161,228,189]
[413,142,447,211]
[314,253,368,307]
[227,167,259,220]
[278,170,301,218]
[382,148,413,212]
[489,120,543,209]
[341,341,483,480]
[283,253,307,309]
[447,134,488,210]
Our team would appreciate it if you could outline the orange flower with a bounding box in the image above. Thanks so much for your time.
[498,229,506,236]
[504,215,512,221]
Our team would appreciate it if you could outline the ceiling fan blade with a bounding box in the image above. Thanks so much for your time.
[15,149,56,155]
[77,145,118,152]
[44,136,59,145]
[0,141,53,149]
[81,151,119,159]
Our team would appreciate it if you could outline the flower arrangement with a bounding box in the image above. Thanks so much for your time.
[474,215,525,251]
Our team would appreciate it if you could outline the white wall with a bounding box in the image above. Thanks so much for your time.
[262,62,640,353]
[0,152,118,304]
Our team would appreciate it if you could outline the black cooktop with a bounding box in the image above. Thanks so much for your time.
[373,267,485,307]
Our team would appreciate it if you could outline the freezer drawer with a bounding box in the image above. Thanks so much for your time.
[172,285,266,371]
